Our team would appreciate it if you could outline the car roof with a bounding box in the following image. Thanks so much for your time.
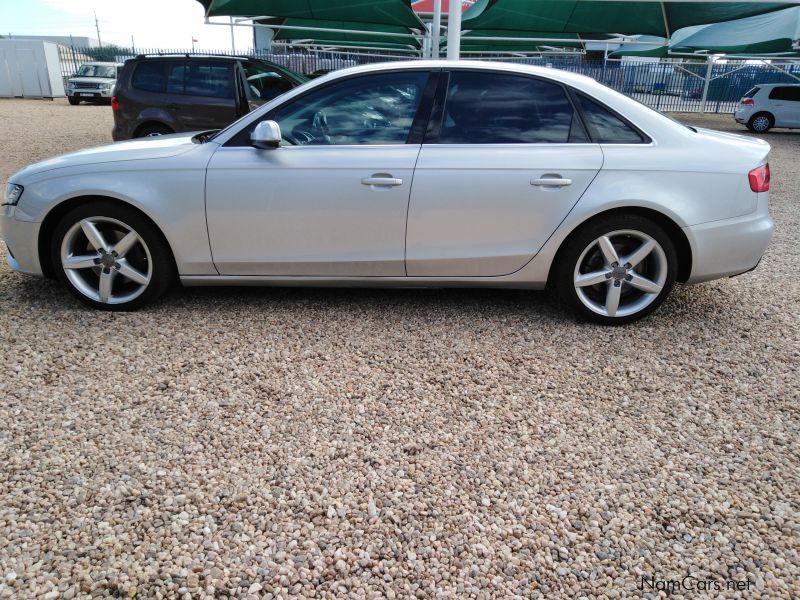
[756,83,800,88]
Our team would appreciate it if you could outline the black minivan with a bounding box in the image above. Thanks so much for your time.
[111,54,306,140]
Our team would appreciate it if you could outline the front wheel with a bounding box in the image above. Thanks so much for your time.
[51,202,174,310]
[68,96,80,105]
[553,215,677,325]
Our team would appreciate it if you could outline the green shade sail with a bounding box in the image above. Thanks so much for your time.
[268,18,422,49]
[198,0,425,29]
[671,6,800,55]
[461,1,795,37]
[611,7,800,57]
[456,30,586,53]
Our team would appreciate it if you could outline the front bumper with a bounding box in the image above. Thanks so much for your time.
[68,88,113,99]
[0,205,43,276]
[684,208,773,284]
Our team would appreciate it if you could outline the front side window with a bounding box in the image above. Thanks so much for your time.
[575,94,644,144]
[438,71,582,144]
[166,61,233,98]
[132,62,165,93]
[267,71,429,145]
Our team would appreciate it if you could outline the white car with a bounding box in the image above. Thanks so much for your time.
[734,83,800,132]
[1,61,774,323]
[67,62,122,105]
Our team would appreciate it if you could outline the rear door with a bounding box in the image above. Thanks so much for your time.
[406,70,604,277]
[166,59,238,131]
[769,86,800,127]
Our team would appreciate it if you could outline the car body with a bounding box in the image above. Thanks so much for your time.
[2,60,774,323]
[110,54,306,140]
[734,83,800,132]
[67,62,122,105]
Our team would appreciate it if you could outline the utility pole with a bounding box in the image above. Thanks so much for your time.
[230,16,236,53]
[131,34,135,53]
[94,10,102,47]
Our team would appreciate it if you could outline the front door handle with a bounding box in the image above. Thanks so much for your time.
[361,176,403,187]
[531,177,572,187]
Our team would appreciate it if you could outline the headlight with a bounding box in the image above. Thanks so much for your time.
[68,81,75,89]
[3,183,23,206]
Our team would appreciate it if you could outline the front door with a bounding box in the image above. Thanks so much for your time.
[206,70,433,276]
[406,70,604,277]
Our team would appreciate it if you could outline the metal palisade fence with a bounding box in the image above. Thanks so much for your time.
[59,45,800,114]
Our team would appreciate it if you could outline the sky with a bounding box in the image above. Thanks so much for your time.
[0,0,254,50]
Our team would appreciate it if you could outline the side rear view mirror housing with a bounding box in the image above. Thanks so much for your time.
[251,120,282,149]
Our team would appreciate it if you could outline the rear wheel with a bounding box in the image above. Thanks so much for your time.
[747,112,772,133]
[135,124,174,138]
[68,96,80,105]
[554,215,677,325]
[51,202,174,310]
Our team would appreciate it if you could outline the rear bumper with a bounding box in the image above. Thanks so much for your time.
[684,209,773,283]
[0,205,43,276]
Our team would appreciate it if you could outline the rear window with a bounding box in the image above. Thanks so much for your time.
[743,86,760,99]
[132,62,165,93]
[575,94,644,144]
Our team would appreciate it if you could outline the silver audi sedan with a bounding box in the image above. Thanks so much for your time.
[1,61,773,323]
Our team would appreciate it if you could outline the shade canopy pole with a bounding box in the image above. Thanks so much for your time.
[447,0,462,60]
[432,0,442,58]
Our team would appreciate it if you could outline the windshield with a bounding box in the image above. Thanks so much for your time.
[76,64,116,78]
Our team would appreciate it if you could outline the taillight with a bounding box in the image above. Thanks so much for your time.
[111,96,120,111]
[749,163,770,192]
[741,98,754,106]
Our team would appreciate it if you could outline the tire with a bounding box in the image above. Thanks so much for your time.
[553,215,678,325]
[68,96,80,105]
[50,201,174,311]
[747,112,772,133]
[135,124,174,138]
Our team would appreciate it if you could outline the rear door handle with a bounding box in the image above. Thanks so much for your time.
[531,177,572,187]
[361,176,403,187]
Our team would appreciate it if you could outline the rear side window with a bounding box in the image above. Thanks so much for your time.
[439,71,584,144]
[132,62,165,93]
[168,61,233,99]
[575,94,644,144]
[769,86,800,101]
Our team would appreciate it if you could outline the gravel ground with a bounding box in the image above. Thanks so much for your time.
[0,99,798,599]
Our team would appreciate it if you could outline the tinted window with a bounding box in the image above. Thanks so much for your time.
[244,62,294,101]
[769,86,800,101]
[575,94,644,144]
[132,62,164,93]
[438,71,581,144]
[268,71,428,145]
[743,86,760,98]
[167,61,233,98]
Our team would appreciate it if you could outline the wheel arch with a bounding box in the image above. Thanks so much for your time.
[548,206,692,285]
[38,194,178,279]
[132,120,175,138]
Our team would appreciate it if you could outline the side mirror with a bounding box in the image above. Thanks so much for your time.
[251,120,282,149]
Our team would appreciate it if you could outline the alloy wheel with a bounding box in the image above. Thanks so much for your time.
[573,229,668,318]
[60,216,152,304]
[751,115,770,132]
